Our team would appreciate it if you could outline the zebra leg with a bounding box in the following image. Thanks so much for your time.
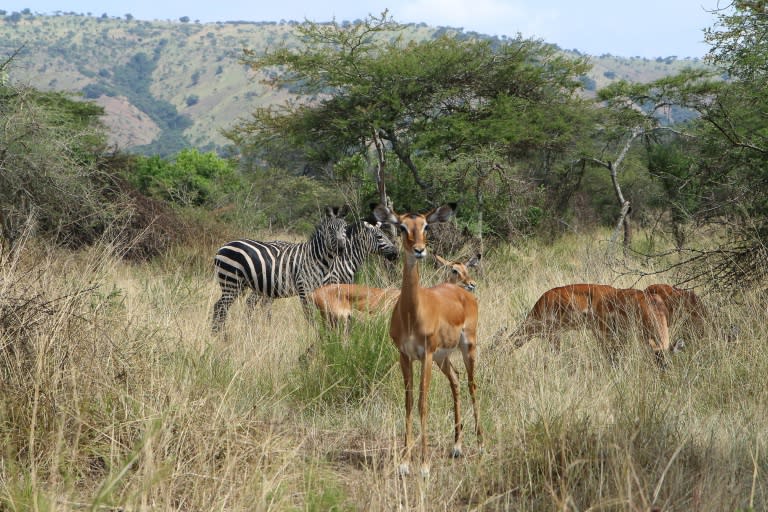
[246,291,274,320]
[212,290,239,333]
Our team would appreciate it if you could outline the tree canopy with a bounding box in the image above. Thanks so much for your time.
[226,13,603,237]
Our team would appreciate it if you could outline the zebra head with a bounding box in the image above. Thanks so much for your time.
[352,221,399,261]
[316,205,349,256]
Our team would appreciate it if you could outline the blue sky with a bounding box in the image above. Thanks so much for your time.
[2,1,726,58]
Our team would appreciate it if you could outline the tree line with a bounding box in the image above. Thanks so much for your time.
[1,3,766,292]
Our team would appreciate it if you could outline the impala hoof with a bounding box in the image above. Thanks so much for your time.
[450,447,463,458]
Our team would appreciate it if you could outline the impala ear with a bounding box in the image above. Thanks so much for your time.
[426,203,456,224]
[372,204,399,226]
[434,254,450,267]
[466,253,481,268]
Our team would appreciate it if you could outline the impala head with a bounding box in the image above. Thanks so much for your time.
[373,203,456,262]
[435,253,481,292]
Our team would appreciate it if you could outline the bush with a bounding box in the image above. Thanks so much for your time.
[0,84,126,251]
[126,149,242,207]
[294,316,398,406]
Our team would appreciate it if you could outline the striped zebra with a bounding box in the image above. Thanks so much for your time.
[212,206,348,331]
[326,220,399,285]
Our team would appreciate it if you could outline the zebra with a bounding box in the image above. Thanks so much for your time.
[326,220,399,285]
[211,206,349,331]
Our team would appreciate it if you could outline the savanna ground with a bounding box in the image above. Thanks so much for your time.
[1,225,766,511]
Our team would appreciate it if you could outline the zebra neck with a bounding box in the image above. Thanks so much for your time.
[308,237,336,266]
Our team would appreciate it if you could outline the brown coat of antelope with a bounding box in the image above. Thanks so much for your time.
[511,284,674,364]
[373,203,482,478]
[512,283,617,350]
[644,283,707,338]
[593,288,672,363]
[310,253,481,330]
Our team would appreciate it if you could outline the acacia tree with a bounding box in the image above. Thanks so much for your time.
[226,12,596,237]
[592,2,768,290]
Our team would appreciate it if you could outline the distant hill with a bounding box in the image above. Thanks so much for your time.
[0,12,710,156]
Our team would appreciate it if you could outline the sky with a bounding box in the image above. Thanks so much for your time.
[2,1,727,59]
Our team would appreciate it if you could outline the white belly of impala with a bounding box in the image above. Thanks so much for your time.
[400,334,456,361]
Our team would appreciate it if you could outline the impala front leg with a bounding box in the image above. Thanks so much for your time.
[399,352,414,477]
[419,349,433,478]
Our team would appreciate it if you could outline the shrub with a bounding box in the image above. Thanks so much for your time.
[126,149,241,207]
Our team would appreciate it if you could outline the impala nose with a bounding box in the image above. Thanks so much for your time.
[414,247,426,259]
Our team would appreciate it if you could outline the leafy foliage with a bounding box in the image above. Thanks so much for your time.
[229,13,601,240]
[126,148,241,207]
[0,83,123,249]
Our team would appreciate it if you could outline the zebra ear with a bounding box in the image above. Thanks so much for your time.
[325,205,349,219]
[466,253,481,268]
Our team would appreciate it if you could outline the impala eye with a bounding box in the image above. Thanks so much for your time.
[423,224,430,232]
[399,224,408,233]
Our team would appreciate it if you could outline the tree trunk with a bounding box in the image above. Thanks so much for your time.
[372,128,388,206]
[608,160,632,248]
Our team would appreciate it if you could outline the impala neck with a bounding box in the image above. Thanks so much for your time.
[400,253,423,309]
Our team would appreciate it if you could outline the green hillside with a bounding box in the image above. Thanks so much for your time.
[0,12,709,155]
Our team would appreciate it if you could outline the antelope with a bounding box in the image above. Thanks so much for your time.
[644,283,707,341]
[373,203,482,478]
[310,253,481,330]
[594,287,673,363]
[510,283,617,350]
[508,284,676,364]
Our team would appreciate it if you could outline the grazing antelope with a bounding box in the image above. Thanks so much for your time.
[508,284,675,364]
[373,203,482,478]
[510,284,617,350]
[593,288,673,363]
[644,283,707,340]
[311,253,481,330]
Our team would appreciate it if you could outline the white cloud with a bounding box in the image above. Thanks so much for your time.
[394,0,560,40]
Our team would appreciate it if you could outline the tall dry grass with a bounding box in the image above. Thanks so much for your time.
[0,228,765,511]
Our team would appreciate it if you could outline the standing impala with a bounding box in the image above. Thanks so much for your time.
[373,203,482,478]
[310,253,481,330]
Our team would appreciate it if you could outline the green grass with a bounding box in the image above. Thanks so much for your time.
[0,229,766,510]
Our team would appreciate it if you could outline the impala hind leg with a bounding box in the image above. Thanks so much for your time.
[461,332,483,450]
[435,354,463,458]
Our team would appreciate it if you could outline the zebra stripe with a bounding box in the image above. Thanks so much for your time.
[212,207,348,331]
[326,221,398,285]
